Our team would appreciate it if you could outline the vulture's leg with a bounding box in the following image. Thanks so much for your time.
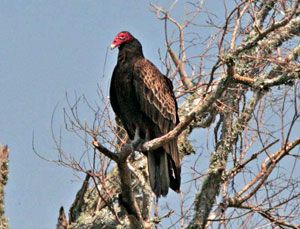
[145,129,150,142]
[132,126,144,150]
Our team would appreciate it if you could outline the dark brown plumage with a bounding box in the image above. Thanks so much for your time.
[110,31,181,197]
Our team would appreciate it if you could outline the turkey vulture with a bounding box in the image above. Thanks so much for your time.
[110,31,181,197]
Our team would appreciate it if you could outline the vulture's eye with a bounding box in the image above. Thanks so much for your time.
[119,35,125,40]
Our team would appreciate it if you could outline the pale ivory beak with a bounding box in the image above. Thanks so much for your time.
[110,44,117,50]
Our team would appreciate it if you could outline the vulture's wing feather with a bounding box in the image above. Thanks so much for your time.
[110,68,134,139]
[109,69,121,118]
[133,59,178,132]
[133,59,180,167]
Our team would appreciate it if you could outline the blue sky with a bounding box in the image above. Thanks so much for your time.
[0,1,230,228]
[0,1,189,228]
[2,1,299,228]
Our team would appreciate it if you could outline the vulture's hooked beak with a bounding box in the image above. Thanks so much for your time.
[110,44,117,50]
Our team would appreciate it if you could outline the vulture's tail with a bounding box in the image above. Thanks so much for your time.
[148,148,169,197]
[148,143,181,197]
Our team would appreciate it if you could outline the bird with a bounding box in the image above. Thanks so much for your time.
[109,31,181,197]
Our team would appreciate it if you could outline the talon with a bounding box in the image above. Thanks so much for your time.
[132,139,144,150]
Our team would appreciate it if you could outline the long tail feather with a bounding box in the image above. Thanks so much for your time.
[147,149,170,197]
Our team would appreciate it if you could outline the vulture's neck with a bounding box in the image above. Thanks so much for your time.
[118,39,144,64]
